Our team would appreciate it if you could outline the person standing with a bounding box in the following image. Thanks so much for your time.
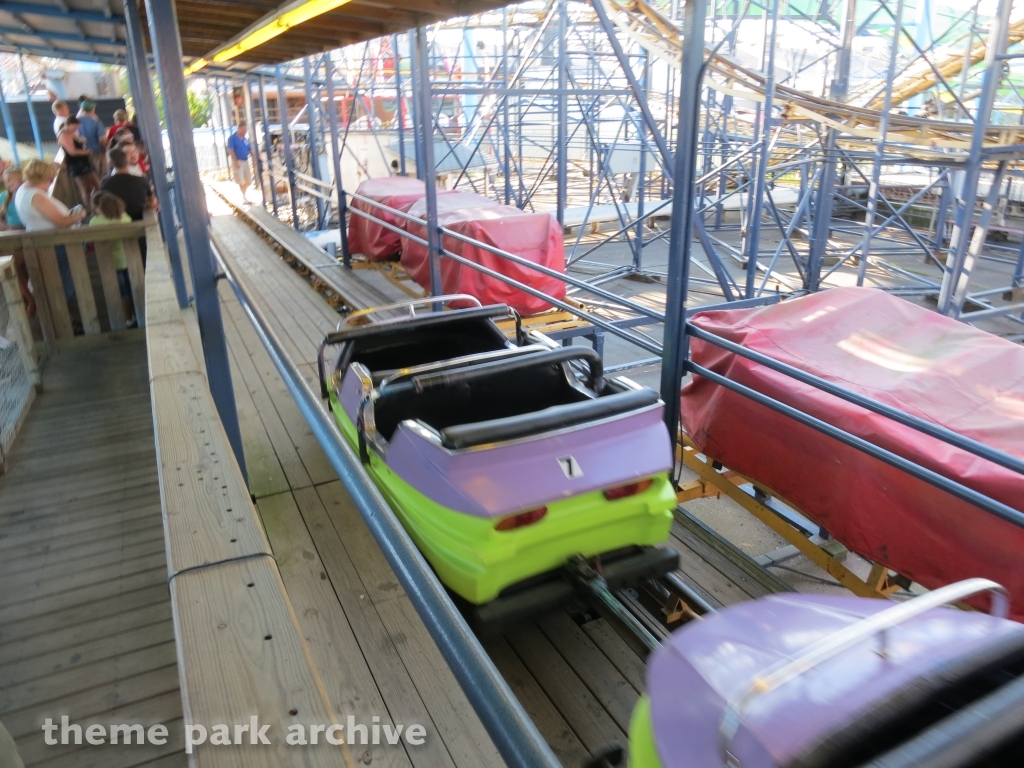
[105,109,131,145]
[101,146,156,266]
[15,159,87,328]
[51,99,69,136]
[76,100,108,176]
[226,122,252,199]
[58,116,100,213]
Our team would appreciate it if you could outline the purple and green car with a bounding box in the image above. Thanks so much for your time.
[318,297,678,623]
[631,578,1024,768]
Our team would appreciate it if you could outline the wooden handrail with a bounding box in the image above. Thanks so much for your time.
[5,218,151,344]
[0,220,147,250]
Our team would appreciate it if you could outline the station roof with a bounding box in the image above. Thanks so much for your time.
[0,0,128,65]
[0,0,515,69]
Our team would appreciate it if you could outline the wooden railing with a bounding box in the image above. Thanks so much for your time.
[0,216,150,345]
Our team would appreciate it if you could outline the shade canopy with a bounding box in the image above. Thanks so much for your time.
[0,0,514,67]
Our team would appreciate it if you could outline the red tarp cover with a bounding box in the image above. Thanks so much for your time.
[401,193,566,316]
[681,288,1024,620]
[347,177,458,261]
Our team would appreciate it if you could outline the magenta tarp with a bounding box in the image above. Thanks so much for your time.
[347,177,458,261]
[681,288,1024,620]
[401,193,566,316]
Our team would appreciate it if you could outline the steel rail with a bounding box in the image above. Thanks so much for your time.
[215,245,564,768]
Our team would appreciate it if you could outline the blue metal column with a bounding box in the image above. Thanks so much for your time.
[242,76,266,204]
[807,0,856,291]
[143,0,247,482]
[556,0,568,226]
[17,54,41,157]
[409,34,424,180]
[0,71,20,166]
[275,66,301,230]
[856,0,905,286]
[323,54,351,268]
[302,57,327,229]
[123,0,188,309]
[392,34,407,176]
[413,26,442,296]
[502,9,512,205]
[938,0,1013,314]
[258,75,279,216]
[660,0,707,436]
[743,0,781,297]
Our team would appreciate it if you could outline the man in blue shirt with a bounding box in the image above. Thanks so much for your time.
[77,100,108,175]
[227,123,253,199]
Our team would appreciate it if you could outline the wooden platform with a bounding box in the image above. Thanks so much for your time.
[0,332,185,768]
[211,211,792,764]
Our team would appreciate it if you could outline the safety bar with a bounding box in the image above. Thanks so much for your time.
[687,323,1024,478]
[316,303,517,399]
[215,248,563,768]
[404,346,604,394]
[718,578,1009,768]
[376,345,550,389]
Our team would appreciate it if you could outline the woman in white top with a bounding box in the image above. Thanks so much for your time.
[15,159,87,231]
[16,159,87,308]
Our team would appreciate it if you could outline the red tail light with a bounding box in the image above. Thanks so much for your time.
[495,507,547,531]
[603,478,654,501]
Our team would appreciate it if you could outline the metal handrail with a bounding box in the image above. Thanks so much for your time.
[718,578,1010,768]
[214,245,563,768]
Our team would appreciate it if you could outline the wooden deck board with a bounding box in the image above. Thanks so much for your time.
[0,331,184,767]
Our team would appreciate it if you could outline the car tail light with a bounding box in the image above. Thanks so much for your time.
[495,507,547,532]
[603,478,654,501]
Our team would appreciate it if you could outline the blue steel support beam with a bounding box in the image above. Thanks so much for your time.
[143,0,247,482]
[591,0,671,168]
[258,75,279,217]
[412,26,442,296]
[392,34,406,176]
[0,67,19,166]
[0,26,119,45]
[408,34,423,180]
[856,0,905,286]
[802,0,851,290]
[0,43,124,65]
[16,53,40,156]
[242,76,266,204]
[660,0,707,435]
[556,0,567,226]
[323,54,351,268]
[275,65,301,230]
[938,0,1013,314]
[302,57,326,229]
[743,0,781,298]
[0,2,123,23]
[124,0,187,309]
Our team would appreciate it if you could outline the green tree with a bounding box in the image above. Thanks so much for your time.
[187,88,212,128]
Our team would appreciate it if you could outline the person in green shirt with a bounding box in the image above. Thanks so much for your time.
[90,191,136,327]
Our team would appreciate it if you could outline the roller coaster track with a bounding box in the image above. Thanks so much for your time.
[601,0,1024,155]
[857,15,1024,112]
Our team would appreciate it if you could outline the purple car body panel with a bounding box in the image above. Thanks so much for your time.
[647,594,1024,768]
[338,368,672,518]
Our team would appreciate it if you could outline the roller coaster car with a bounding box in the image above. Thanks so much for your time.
[317,297,678,625]
[628,580,1024,768]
